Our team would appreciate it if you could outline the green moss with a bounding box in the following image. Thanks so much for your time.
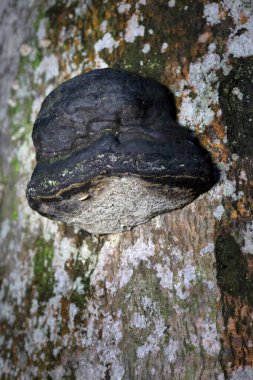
[33,238,55,303]
[33,5,46,31]
[19,55,30,74]
[183,363,199,380]
[70,286,88,308]
[8,103,20,118]
[0,173,7,185]
[11,157,20,177]
[101,46,166,82]
[9,158,20,220]
[11,208,18,221]
[67,258,93,308]
[31,49,43,69]
[0,156,7,187]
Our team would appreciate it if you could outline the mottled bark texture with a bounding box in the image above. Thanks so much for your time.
[0,1,253,379]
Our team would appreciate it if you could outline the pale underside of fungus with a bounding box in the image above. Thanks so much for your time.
[27,68,217,234]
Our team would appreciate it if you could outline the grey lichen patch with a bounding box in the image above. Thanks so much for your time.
[119,263,172,322]
[118,268,171,377]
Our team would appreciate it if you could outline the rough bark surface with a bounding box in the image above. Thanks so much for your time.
[0,1,253,379]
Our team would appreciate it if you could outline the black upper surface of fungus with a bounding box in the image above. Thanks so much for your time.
[27,68,217,234]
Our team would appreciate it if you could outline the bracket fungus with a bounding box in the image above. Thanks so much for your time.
[27,68,216,234]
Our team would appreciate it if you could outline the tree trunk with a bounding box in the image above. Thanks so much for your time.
[1,1,253,379]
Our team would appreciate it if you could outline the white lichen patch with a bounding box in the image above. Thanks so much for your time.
[125,14,145,43]
[34,54,59,84]
[117,1,131,14]
[230,366,253,380]
[227,16,253,57]
[53,236,79,296]
[203,3,221,25]
[16,140,35,174]
[200,243,215,256]
[100,20,108,33]
[213,205,225,220]
[37,18,51,48]
[164,338,180,363]
[37,18,47,42]
[0,249,34,346]
[92,30,118,68]
[161,42,168,53]
[241,220,253,255]
[157,248,199,300]
[94,32,119,54]
[136,317,166,358]
[116,238,155,288]
[73,277,85,294]
[68,303,78,330]
[0,303,16,325]
[197,318,221,356]
[76,305,125,379]
[179,51,220,130]
[31,96,44,123]
[130,312,149,329]
[168,0,175,7]
[0,219,10,241]
[239,170,247,181]
[214,178,244,201]
[223,179,236,197]
[142,43,150,54]
[232,87,243,100]
[91,236,155,295]
[155,260,173,290]
[179,263,196,289]
[179,0,253,141]
[223,0,253,57]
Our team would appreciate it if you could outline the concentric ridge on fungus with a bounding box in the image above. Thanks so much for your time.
[27,68,217,234]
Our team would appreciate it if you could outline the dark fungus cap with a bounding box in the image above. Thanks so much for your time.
[27,68,217,234]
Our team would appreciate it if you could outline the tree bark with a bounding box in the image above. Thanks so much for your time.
[0,1,253,379]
